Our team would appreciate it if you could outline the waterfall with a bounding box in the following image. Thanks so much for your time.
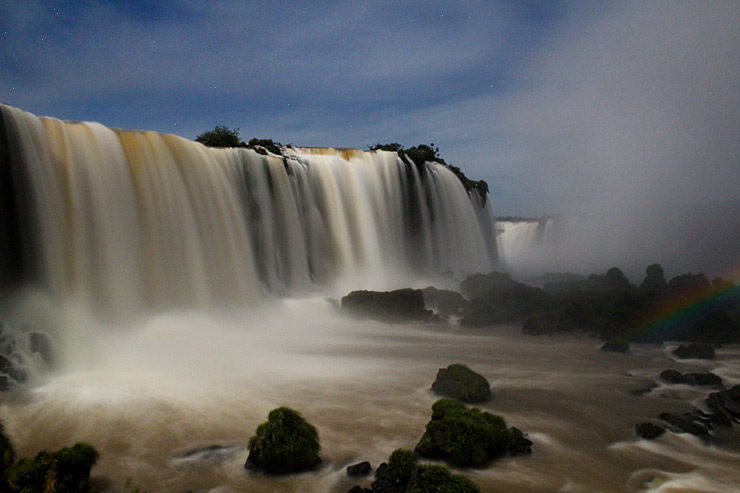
[495,218,555,273]
[0,104,497,315]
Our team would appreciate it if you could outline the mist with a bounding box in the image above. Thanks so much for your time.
[495,1,740,280]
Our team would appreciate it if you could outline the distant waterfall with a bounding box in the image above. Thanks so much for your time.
[0,104,497,314]
[495,218,555,273]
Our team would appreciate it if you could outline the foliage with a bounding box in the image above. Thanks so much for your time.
[415,399,520,467]
[406,464,479,493]
[195,126,245,148]
[246,138,282,156]
[245,407,321,474]
[368,143,489,199]
[7,442,98,493]
[387,449,417,486]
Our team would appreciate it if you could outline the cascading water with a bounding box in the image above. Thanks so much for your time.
[495,218,555,274]
[0,104,496,316]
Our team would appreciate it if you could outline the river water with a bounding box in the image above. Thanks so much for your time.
[1,297,738,492]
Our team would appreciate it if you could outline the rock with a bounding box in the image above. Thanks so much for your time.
[706,385,740,424]
[371,462,397,493]
[659,369,685,384]
[431,364,491,403]
[8,442,98,493]
[459,272,520,299]
[507,427,533,454]
[601,338,630,353]
[415,399,526,468]
[605,267,632,290]
[406,464,479,493]
[421,287,468,318]
[346,461,372,477]
[659,411,712,438]
[29,332,54,365]
[640,264,667,292]
[347,486,372,493]
[684,373,723,387]
[341,289,432,322]
[0,423,15,490]
[658,369,720,386]
[672,343,715,360]
[635,422,665,439]
[245,407,321,474]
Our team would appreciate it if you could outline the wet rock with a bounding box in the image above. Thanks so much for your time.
[30,332,54,365]
[508,427,533,454]
[422,287,468,318]
[431,364,491,403]
[347,486,372,493]
[601,338,630,353]
[706,385,740,424]
[347,461,372,477]
[341,289,432,322]
[672,343,715,360]
[635,422,665,439]
[659,411,712,437]
[659,369,722,387]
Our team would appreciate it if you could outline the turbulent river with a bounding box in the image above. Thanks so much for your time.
[1,296,738,492]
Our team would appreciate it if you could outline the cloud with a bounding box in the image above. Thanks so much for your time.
[492,1,740,277]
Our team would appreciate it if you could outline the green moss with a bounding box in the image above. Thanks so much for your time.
[7,442,98,493]
[245,407,321,474]
[416,399,523,468]
[406,464,479,493]
[388,449,417,486]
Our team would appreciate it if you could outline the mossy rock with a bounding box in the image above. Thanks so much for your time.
[245,407,321,474]
[673,343,715,360]
[431,364,491,403]
[406,464,479,493]
[7,442,98,492]
[415,399,527,468]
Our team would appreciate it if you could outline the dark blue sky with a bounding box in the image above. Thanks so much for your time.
[1,0,738,263]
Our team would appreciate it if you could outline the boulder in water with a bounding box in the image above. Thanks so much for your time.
[341,289,432,322]
[658,411,712,438]
[431,364,491,403]
[601,338,630,353]
[421,287,468,318]
[635,422,665,439]
[346,461,371,477]
[706,385,740,424]
[415,399,529,467]
[672,343,715,360]
[8,442,98,493]
[659,369,722,387]
[406,464,479,493]
[245,407,321,474]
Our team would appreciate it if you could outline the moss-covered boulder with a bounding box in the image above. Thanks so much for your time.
[360,448,479,493]
[415,399,530,468]
[431,364,491,403]
[245,407,321,474]
[7,442,98,493]
[406,464,479,493]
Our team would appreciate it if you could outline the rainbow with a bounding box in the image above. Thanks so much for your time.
[635,272,740,342]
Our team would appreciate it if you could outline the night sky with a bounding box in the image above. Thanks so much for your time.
[1,1,738,276]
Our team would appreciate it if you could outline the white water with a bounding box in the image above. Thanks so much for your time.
[2,104,737,492]
[0,104,496,316]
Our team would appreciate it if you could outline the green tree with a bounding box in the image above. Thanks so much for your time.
[195,126,245,148]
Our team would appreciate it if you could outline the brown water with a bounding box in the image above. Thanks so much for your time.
[1,299,739,492]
